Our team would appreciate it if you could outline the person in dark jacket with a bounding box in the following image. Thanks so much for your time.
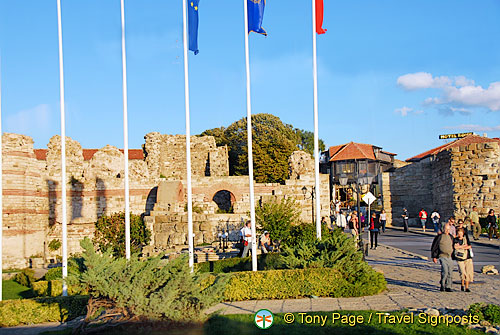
[486,209,498,240]
[431,223,455,292]
[369,212,381,249]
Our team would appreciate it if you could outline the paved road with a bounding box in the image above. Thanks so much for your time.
[370,227,500,272]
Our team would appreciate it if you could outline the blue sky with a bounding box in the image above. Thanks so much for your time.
[0,0,499,160]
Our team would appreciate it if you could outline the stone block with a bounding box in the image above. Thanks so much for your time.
[199,222,212,231]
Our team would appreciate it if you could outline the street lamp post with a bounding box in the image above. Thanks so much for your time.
[302,186,315,225]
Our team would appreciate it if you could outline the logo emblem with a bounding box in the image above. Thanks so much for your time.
[254,309,274,329]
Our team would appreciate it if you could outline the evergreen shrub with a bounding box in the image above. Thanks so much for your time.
[72,238,228,322]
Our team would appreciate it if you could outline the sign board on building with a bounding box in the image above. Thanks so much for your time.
[362,192,376,206]
[438,132,473,140]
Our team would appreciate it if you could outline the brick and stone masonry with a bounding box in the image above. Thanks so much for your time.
[380,139,500,226]
[1,133,329,269]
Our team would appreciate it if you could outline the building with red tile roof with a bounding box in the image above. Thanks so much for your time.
[406,135,500,162]
[321,142,397,207]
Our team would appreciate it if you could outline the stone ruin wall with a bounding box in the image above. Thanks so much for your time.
[1,133,329,268]
[380,140,500,226]
[447,141,500,219]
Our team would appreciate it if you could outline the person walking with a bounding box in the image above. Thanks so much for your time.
[431,210,441,233]
[336,210,347,231]
[379,209,387,233]
[369,212,380,249]
[240,220,253,258]
[486,209,499,240]
[419,208,428,232]
[456,219,470,243]
[402,208,409,232]
[447,217,457,237]
[469,206,481,240]
[431,223,455,292]
[453,227,474,292]
[349,211,359,247]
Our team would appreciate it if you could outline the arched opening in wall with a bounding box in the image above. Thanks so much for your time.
[212,190,235,213]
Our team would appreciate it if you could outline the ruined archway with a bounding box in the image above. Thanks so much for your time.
[212,190,235,213]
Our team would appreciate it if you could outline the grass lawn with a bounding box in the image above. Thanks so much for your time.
[41,311,484,335]
[2,280,34,300]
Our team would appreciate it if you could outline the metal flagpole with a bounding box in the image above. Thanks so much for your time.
[56,0,68,296]
[182,0,195,271]
[120,0,131,260]
[243,0,257,271]
[0,53,3,301]
[312,0,322,240]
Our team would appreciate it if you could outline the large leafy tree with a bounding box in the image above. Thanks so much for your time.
[200,113,325,184]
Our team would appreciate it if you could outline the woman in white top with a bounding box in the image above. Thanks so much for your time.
[379,210,387,233]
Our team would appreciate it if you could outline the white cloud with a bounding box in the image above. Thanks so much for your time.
[397,72,500,113]
[443,124,500,132]
[395,106,412,117]
[454,76,475,87]
[414,110,425,115]
[5,104,51,135]
[397,72,451,90]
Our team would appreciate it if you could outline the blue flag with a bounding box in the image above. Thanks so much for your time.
[188,0,200,55]
[248,0,267,36]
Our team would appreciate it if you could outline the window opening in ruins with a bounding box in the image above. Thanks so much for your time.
[213,190,235,213]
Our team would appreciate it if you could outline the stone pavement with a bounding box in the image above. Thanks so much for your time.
[206,243,500,315]
[1,244,499,334]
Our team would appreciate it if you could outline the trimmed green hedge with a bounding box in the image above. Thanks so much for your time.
[32,280,87,297]
[195,253,283,273]
[0,296,88,327]
[220,267,386,301]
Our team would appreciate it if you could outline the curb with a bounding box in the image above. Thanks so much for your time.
[376,243,429,261]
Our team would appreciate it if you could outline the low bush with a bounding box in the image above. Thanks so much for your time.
[469,303,500,325]
[0,296,88,327]
[32,280,87,297]
[72,237,228,322]
[196,253,283,273]
[221,267,386,301]
[13,269,36,288]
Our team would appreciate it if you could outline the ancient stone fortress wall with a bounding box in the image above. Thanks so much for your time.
[1,133,330,269]
[381,139,500,226]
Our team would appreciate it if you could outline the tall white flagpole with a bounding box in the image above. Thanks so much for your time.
[56,0,68,296]
[243,0,257,271]
[120,0,131,260]
[0,53,4,301]
[182,0,195,271]
[312,0,322,239]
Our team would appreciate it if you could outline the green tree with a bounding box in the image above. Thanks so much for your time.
[93,212,151,258]
[294,128,326,156]
[201,114,326,184]
[255,197,301,243]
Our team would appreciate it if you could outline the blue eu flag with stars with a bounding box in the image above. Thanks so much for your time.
[248,0,267,36]
[188,0,200,55]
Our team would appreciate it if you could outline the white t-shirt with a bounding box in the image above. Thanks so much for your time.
[380,213,387,221]
[431,212,440,222]
[336,213,347,228]
[241,226,252,242]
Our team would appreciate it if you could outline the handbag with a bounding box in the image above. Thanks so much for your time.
[454,249,467,261]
